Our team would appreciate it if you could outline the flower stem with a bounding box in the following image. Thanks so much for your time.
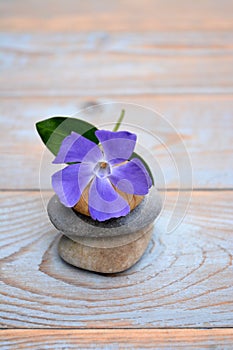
[113,109,125,132]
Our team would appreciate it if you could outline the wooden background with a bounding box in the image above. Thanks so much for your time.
[1,0,233,348]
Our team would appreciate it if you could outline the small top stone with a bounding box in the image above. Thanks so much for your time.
[47,186,162,239]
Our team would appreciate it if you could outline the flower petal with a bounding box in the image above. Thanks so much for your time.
[95,130,136,163]
[109,159,152,195]
[88,177,130,221]
[130,158,153,188]
[53,131,102,164]
[52,163,94,207]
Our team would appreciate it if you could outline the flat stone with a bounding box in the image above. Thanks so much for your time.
[47,186,162,240]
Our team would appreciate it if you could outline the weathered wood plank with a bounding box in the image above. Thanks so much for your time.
[1,32,233,56]
[1,329,233,349]
[1,191,232,328]
[0,0,232,32]
[1,33,233,96]
[0,96,232,189]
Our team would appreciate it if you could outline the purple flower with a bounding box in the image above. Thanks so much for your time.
[52,130,152,221]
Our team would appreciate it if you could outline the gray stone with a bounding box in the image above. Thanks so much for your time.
[47,186,162,240]
[47,187,162,273]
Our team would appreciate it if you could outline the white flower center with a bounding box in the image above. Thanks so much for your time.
[94,161,111,179]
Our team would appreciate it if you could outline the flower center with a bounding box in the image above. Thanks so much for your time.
[100,162,107,169]
[94,161,111,179]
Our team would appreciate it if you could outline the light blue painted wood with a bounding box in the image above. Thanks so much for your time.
[0,191,232,328]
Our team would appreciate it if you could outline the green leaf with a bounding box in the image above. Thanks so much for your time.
[130,152,154,185]
[36,116,99,156]
[113,109,125,132]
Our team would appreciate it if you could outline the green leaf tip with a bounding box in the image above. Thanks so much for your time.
[35,116,98,156]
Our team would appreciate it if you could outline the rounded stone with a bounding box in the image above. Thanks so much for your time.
[58,225,154,273]
[47,187,162,273]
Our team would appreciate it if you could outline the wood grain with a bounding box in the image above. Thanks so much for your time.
[0,0,232,32]
[1,191,232,328]
[1,33,233,96]
[1,329,233,349]
[2,31,233,54]
[0,31,232,189]
[1,95,232,190]
[0,0,233,345]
